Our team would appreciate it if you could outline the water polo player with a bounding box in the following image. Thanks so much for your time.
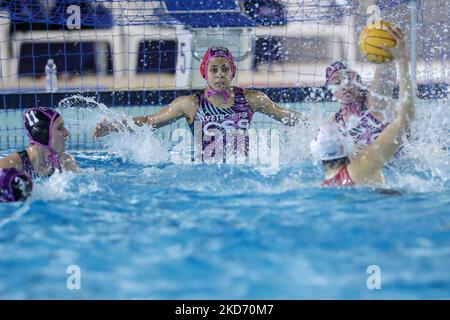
[325,42,400,147]
[0,107,79,177]
[94,47,308,160]
[312,27,413,186]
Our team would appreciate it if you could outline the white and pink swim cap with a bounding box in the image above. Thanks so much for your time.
[310,122,354,161]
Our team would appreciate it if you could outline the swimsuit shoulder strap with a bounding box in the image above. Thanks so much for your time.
[194,90,204,99]
[17,149,34,177]
[232,87,254,114]
[340,165,354,184]
[17,150,30,166]
[233,86,248,102]
[234,86,244,96]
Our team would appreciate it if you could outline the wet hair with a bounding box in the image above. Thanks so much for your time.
[322,156,350,169]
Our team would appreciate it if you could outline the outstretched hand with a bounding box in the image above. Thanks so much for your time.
[93,118,124,138]
[384,26,408,61]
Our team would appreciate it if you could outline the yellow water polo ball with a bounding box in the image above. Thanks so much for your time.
[359,21,397,64]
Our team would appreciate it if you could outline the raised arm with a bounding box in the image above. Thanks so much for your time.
[93,95,198,138]
[366,61,397,122]
[351,26,414,177]
[244,89,308,126]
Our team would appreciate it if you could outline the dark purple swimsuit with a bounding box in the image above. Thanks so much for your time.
[18,149,56,178]
[18,150,36,178]
[189,87,254,161]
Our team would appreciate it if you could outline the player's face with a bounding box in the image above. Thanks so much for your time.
[50,117,69,153]
[207,57,233,90]
[329,70,361,104]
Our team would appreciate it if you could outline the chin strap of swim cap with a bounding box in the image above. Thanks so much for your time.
[206,88,231,104]
[23,107,62,173]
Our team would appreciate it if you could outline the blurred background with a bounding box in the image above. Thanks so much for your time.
[0,0,448,94]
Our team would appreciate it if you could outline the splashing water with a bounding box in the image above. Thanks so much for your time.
[57,95,117,138]
[0,96,449,299]
[388,99,450,191]
[54,95,449,192]
[57,95,168,164]
[106,129,169,165]
[30,170,100,202]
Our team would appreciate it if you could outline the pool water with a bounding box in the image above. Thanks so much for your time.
[0,100,449,299]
